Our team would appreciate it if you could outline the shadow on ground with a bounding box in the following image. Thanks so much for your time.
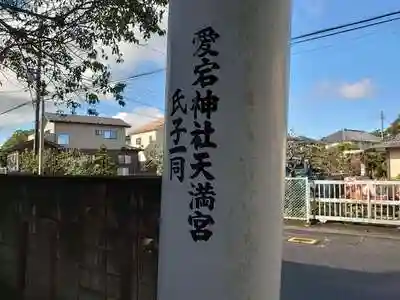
[281,261,400,300]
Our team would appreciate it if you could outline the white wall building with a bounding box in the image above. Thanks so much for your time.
[127,118,164,162]
[28,113,131,150]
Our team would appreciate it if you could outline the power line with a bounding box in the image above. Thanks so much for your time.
[0,101,32,116]
[58,68,166,94]
[292,9,400,41]
[0,67,165,95]
[291,30,378,56]
[128,98,164,111]
[111,68,165,84]
[0,68,166,117]
[0,96,163,122]
[0,88,27,94]
[3,9,400,116]
[292,16,400,45]
[3,11,399,92]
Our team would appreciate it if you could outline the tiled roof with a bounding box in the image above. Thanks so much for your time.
[4,139,61,153]
[129,118,164,135]
[321,129,381,143]
[287,135,321,144]
[371,133,400,149]
[45,113,131,128]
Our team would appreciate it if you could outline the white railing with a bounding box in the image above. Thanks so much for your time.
[310,179,400,225]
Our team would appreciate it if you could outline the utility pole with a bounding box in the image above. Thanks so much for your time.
[33,53,42,156]
[34,23,44,174]
[380,110,385,140]
[38,85,45,175]
[158,1,291,300]
[33,24,43,157]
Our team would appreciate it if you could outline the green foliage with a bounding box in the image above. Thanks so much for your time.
[0,129,34,166]
[336,142,360,152]
[144,143,163,175]
[19,149,39,173]
[1,129,33,150]
[387,115,400,136]
[19,147,117,176]
[52,150,89,175]
[371,114,400,139]
[363,151,387,179]
[287,137,354,176]
[287,132,388,178]
[0,0,167,113]
[88,146,117,176]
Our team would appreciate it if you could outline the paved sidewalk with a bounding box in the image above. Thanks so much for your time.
[284,222,400,240]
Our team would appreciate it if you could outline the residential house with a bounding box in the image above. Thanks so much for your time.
[321,129,381,150]
[28,113,131,149]
[127,118,164,149]
[18,113,141,175]
[370,135,400,178]
[6,139,62,173]
[127,118,164,164]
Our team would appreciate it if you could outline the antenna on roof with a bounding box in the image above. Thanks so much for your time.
[380,110,385,140]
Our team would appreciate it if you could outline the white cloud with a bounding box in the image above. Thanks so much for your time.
[0,95,59,129]
[113,106,164,133]
[301,0,326,17]
[111,35,167,79]
[0,70,70,130]
[338,78,374,99]
[315,78,374,100]
[105,9,168,80]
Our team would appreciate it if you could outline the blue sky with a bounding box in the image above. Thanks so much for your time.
[290,0,400,137]
[1,0,400,143]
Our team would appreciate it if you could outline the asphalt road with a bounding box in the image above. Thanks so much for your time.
[282,228,400,300]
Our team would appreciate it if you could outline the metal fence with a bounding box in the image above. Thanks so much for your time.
[283,178,310,221]
[284,178,400,225]
[311,179,400,225]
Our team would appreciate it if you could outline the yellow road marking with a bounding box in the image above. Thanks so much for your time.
[287,237,319,245]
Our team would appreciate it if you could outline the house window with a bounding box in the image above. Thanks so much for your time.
[136,137,142,146]
[95,129,103,136]
[103,130,117,139]
[117,167,130,176]
[57,134,70,146]
[118,155,132,164]
[149,135,153,143]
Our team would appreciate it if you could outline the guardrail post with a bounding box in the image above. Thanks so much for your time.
[305,178,311,224]
[367,185,372,222]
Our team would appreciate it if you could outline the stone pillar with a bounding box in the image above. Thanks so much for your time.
[158,1,292,300]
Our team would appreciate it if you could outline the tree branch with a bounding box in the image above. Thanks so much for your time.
[0,2,57,22]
